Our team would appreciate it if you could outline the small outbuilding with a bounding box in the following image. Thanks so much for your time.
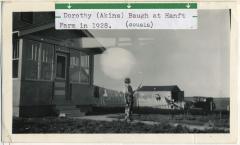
[134,85,185,109]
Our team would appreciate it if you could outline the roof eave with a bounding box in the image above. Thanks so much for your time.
[81,47,106,55]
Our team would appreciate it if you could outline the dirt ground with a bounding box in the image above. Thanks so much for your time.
[109,113,229,128]
[13,113,229,133]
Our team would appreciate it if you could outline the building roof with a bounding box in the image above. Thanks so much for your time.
[137,85,181,92]
[13,12,106,55]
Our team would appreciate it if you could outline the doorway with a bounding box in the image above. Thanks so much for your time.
[53,52,70,105]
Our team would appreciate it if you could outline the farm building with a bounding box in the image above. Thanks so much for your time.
[134,85,185,109]
[12,12,105,117]
[89,85,185,114]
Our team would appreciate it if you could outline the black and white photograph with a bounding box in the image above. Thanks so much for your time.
[12,10,230,133]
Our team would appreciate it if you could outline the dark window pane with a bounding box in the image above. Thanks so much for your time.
[70,50,80,82]
[21,12,33,24]
[13,60,18,78]
[41,63,52,80]
[26,61,38,79]
[40,43,54,80]
[24,40,40,80]
[13,39,19,59]
[79,53,90,83]
[56,55,66,78]
[80,67,89,83]
[12,38,19,78]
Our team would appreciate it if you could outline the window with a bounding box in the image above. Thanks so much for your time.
[21,12,33,24]
[69,50,90,84]
[80,53,90,83]
[13,38,19,78]
[70,50,80,82]
[24,39,54,80]
[25,41,40,79]
[40,43,54,80]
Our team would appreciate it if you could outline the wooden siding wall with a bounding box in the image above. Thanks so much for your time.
[172,91,184,102]
[70,84,94,105]
[20,80,54,106]
[136,91,172,109]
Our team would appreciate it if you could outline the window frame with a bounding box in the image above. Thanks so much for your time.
[69,49,91,85]
[12,37,19,78]
[23,39,54,82]
[79,52,90,84]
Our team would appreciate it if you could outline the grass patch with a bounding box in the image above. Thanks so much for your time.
[13,116,229,133]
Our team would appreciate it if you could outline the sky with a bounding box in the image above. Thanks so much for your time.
[89,10,230,97]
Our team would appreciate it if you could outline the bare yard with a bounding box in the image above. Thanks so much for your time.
[13,113,229,133]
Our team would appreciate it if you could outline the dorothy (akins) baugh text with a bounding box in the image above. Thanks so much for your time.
[61,11,186,19]
[55,10,196,29]
[57,12,186,29]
